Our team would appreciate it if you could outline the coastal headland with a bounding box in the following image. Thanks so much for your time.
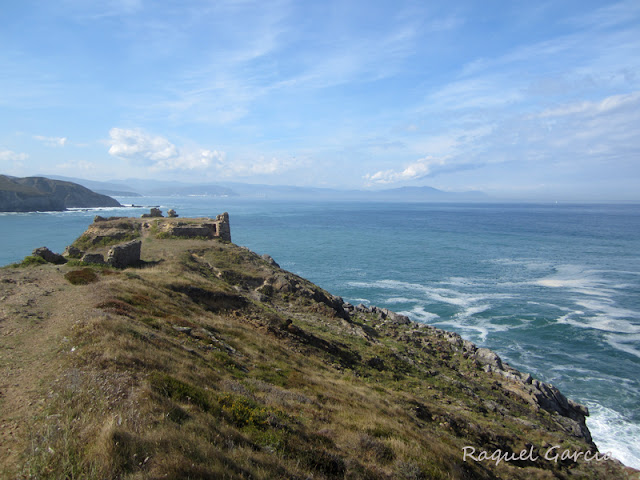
[0,175,121,212]
[0,212,637,479]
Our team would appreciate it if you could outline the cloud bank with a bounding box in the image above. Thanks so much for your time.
[107,127,302,177]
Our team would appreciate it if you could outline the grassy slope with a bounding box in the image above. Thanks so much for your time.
[0,226,637,479]
[0,175,46,195]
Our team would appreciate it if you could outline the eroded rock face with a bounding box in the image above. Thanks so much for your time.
[107,240,141,268]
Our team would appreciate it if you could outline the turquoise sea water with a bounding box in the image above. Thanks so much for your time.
[1,199,639,468]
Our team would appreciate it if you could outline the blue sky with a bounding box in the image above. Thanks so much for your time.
[1,0,639,200]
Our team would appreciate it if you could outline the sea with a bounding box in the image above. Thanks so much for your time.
[1,198,639,468]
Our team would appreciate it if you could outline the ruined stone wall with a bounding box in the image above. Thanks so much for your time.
[107,240,141,268]
[215,212,231,242]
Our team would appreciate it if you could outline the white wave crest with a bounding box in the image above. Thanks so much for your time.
[533,264,616,297]
[605,333,640,359]
[587,403,640,469]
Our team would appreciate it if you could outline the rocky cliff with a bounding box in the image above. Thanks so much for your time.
[0,175,121,212]
[0,215,637,479]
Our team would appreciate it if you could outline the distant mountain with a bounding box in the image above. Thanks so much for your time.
[43,176,236,198]
[372,186,487,202]
[34,175,488,202]
[42,175,142,197]
[0,175,122,212]
[219,182,488,202]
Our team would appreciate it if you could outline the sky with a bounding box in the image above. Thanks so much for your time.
[1,0,639,201]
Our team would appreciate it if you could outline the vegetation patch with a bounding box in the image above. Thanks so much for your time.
[64,268,99,285]
[149,372,215,413]
[156,232,212,241]
[95,299,136,317]
[11,255,47,267]
[72,232,139,251]
[218,393,271,429]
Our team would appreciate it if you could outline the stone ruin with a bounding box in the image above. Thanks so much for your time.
[40,212,232,269]
[141,208,163,218]
[151,212,231,242]
[106,239,142,268]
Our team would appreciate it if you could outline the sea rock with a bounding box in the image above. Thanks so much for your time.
[167,209,178,218]
[107,240,141,268]
[32,247,67,265]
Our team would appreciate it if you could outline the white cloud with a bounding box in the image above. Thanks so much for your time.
[108,127,221,171]
[107,127,300,176]
[154,148,226,171]
[426,77,523,111]
[55,160,97,171]
[227,156,299,176]
[0,150,28,174]
[34,135,68,147]
[0,150,29,162]
[538,91,640,118]
[364,156,446,185]
[108,128,179,164]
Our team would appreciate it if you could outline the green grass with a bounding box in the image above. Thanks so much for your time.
[149,372,216,413]
[72,232,140,251]
[11,255,47,267]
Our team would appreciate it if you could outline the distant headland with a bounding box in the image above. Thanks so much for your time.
[0,174,121,212]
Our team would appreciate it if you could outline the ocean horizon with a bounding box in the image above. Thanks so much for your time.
[1,198,639,469]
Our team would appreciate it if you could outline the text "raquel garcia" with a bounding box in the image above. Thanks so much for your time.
[462,445,612,467]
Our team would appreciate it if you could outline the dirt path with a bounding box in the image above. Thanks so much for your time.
[0,266,102,475]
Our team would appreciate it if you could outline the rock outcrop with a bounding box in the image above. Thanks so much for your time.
[438,328,593,444]
[81,253,105,265]
[106,240,141,268]
[343,302,412,325]
[32,247,67,265]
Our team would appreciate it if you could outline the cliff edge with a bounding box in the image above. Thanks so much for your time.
[0,214,637,479]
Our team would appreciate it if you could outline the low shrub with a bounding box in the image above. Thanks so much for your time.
[64,268,98,285]
[12,255,47,267]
